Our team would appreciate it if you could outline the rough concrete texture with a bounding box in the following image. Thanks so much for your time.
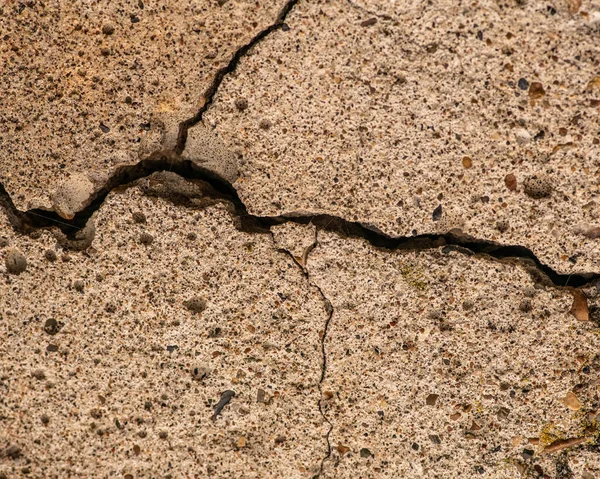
[204,0,600,274]
[2,0,600,477]
[0,0,286,213]
[0,187,328,478]
[306,229,600,478]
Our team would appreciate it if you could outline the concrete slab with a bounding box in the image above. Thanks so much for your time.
[0,0,285,213]
[204,0,600,274]
[0,185,328,478]
[307,229,600,478]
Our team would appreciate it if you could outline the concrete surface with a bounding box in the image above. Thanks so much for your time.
[0,186,328,478]
[2,0,600,477]
[0,0,285,213]
[204,0,600,274]
[308,229,600,478]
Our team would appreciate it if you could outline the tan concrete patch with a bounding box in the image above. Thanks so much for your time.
[204,0,600,274]
[0,0,286,213]
[306,229,600,478]
[0,187,328,478]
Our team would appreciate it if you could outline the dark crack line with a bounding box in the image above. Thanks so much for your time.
[174,0,300,154]
[272,228,334,478]
[0,154,598,289]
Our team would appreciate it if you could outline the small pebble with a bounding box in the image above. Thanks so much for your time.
[73,280,85,292]
[139,232,154,245]
[360,18,377,27]
[44,318,60,335]
[528,82,545,99]
[360,448,372,458]
[0,237,8,247]
[132,211,146,224]
[504,173,517,191]
[519,299,532,313]
[102,24,115,35]
[523,174,552,199]
[158,431,168,439]
[44,249,58,262]
[4,444,22,460]
[517,78,529,90]
[31,369,46,380]
[234,98,248,111]
[5,249,27,275]
[514,128,531,145]
[183,297,207,313]
[496,220,509,233]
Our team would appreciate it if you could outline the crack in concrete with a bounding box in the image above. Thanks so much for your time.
[174,0,300,154]
[0,156,597,289]
[273,227,334,477]
[1,0,597,474]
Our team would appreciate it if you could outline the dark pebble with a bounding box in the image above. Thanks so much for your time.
[518,78,529,90]
[360,448,372,458]
[5,249,27,275]
[139,232,154,245]
[132,211,146,224]
[102,24,115,35]
[4,444,22,460]
[234,98,248,111]
[432,204,443,221]
[44,249,58,262]
[183,297,207,314]
[44,318,60,335]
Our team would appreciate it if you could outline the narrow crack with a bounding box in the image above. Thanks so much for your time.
[0,156,598,289]
[174,0,300,154]
[272,228,334,478]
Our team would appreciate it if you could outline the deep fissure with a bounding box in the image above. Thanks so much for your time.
[0,155,597,288]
